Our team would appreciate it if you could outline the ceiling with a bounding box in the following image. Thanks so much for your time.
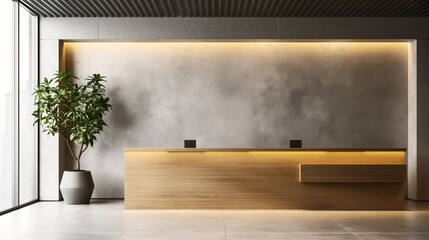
[20,0,429,18]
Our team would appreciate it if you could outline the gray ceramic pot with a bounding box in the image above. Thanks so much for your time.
[60,170,95,204]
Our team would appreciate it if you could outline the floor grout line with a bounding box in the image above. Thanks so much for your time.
[17,214,65,240]
[319,211,364,240]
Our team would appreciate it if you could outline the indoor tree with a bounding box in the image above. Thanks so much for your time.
[33,71,113,171]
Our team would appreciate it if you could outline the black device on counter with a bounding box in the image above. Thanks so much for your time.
[184,140,196,148]
[290,140,302,148]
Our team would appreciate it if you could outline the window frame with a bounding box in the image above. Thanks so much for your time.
[0,0,39,216]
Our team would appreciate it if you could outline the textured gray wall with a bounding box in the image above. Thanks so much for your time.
[63,42,408,198]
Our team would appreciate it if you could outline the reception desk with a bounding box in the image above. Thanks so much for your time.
[124,148,406,210]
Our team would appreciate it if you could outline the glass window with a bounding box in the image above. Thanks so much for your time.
[0,2,38,213]
[0,0,16,213]
[19,5,38,205]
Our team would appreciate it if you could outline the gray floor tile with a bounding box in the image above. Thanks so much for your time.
[405,201,429,211]
[120,231,226,240]
[123,210,225,232]
[226,233,359,240]
[224,210,347,234]
[0,233,24,240]
[322,211,429,233]
[356,233,429,240]
[1,200,429,240]
[20,232,123,240]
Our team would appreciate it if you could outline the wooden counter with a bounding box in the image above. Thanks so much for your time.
[124,148,406,210]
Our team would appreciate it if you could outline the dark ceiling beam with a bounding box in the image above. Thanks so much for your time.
[122,0,138,17]
[113,0,131,17]
[374,0,400,16]
[76,0,98,17]
[233,0,239,17]
[364,0,389,16]
[43,0,69,17]
[284,0,299,16]
[85,0,105,16]
[172,0,183,17]
[247,0,256,17]
[295,0,312,17]
[222,0,228,17]
[412,2,429,17]
[22,0,50,17]
[391,0,420,17]
[141,0,155,17]
[232,0,239,17]
[348,0,371,17]
[158,0,169,17]
[192,0,198,17]
[242,0,250,16]
[329,0,352,17]
[36,0,60,17]
[164,0,175,17]
[149,0,162,17]
[296,0,315,17]
[311,0,326,17]
[20,0,429,17]
[276,0,293,16]
[318,0,337,17]
[265,1,279,17]
[403,3,422,17]
[383,0,410,17]
[341,0,363,17]
[254,0,263,17]
[92,0,111,17]
[182,0,190,17]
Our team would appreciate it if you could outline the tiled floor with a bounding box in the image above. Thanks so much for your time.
[1,200,429,240]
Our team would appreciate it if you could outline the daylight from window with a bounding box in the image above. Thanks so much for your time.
[0,1,38,213]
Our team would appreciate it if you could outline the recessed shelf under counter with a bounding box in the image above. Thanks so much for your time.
[299,164,407,183]
[124,148,406,210]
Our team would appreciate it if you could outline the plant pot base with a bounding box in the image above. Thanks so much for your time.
[60,171,95,204]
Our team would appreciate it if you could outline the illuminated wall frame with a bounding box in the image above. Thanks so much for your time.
[61,40,411,199]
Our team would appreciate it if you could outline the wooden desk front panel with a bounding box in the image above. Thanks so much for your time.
[124,151,405,210]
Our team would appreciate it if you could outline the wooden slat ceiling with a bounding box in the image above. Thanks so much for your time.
[20,0,429,17]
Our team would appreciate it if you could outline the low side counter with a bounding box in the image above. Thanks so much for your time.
[124,148,406,210]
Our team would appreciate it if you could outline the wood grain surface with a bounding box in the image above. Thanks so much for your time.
[124,150,406,210]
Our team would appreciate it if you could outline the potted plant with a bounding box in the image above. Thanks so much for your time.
[33,71,112,204]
